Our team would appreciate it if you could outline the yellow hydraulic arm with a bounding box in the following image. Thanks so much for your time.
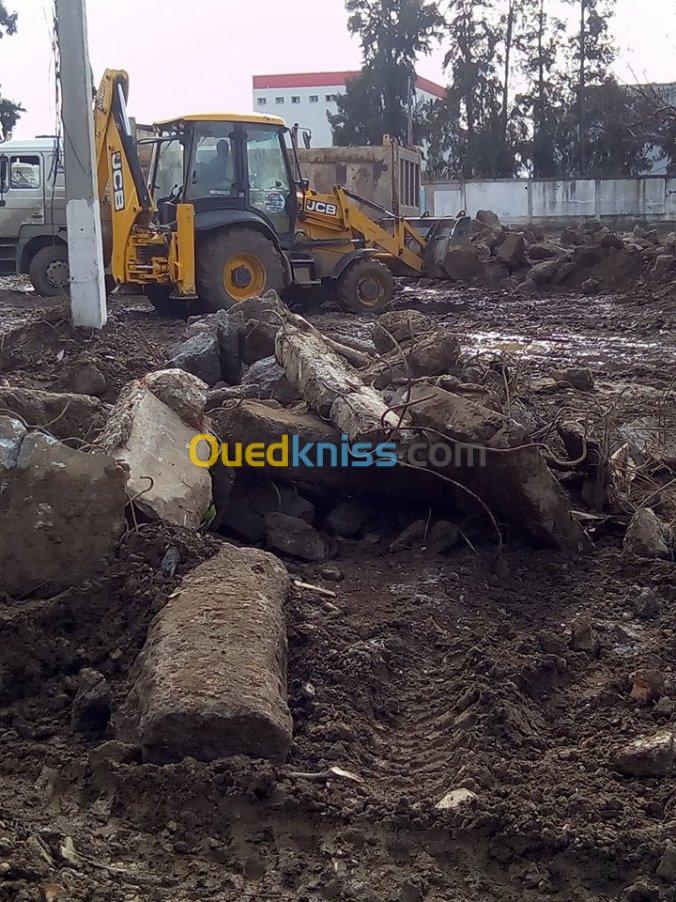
[93,68,195,295]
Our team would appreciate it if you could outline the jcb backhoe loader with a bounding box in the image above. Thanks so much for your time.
[95,69,469,314]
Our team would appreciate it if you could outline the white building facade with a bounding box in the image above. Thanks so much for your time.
[252,71,445,148]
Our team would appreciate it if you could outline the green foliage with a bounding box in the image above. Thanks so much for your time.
[330,0,443,145]
[0,1,22,140]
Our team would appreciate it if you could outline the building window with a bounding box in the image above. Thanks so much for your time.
[257,97,267,106]
[309,95,318,103]
[291,96,300,104]
[325,94,338,102]
[275,97,285,104]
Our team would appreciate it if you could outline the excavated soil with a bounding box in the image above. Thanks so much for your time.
[0,277,674,901]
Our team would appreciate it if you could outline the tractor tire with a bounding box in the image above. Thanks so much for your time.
[336,258,394,315]
[145,284,190,317]
[28,244,69,297]
[196,227,286,311]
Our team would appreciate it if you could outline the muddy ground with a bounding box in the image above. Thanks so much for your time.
[0,277,675,901]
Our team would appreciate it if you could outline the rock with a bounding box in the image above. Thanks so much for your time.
[407,384,593,553]
[600,231,625,250]
[633,224,659,241]
[476,209,501,230]
[143,368,208,430]
[435,788,478,811]
[211,460,236,530]
[619,416,676,468]
[516,277,538,294]
[185,309,244,384]
[71,668,112,736]
[53,357,107,397]
[325,499,373,537]
[265,512,329,561]
[442,246,480,281]
[0,386,105,441]
[581,218,604,235]
[581,277,601,296]
[570,618,598,654]
[633,588,660,620]
[652,254,676,280]
[0,415,26,467]
[320,564,343,582]
[630,669,664,705]
[0,431,126,596]
[496,233,526,269]
[560,227,584,246]
[206,384,263,409]
[428,520,459,552]
[373,310,432,354]
[654,697,675,717]
[218,475,315,541]
[242,356,300,404]
[119,544,292,763]
[99,376,212,529]
[530,259,560,286]
[171,330,222,386]
[615,731,674,776]
[657,845,676,881]
[88,739,141,771]
[624,509,672,561]
[407,330,462,377]
[528,244,559,260]
[572,244,604,268]
[553,367,595,390]
[390,519,427,549]
[481,260,511,286]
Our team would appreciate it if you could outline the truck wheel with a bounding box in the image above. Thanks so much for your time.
[28,244,69,297]
[336,259,394,314]
[197,227,285,310]
[145,284,190,317]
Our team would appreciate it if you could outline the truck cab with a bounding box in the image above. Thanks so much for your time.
[0,137,68,294]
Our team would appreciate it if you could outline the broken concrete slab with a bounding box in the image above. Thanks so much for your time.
[242,357,300,404]
[119,543,292,763]
[496,233,526,269]
[442,246,480,281]
[99,374,212,529]
[171,330,222,387]
[143,368,208,430]
[623,509,672,561]
[619,417,676,469]
[0,386,105,441]
[407,384,593,553]
[373,310,433,354]
[0,430,126,597]
[185,309,243,384]
[0,415,26,467]
[275,311,401,443]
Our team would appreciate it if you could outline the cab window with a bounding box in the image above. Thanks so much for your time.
[153,138,185,203]
[188,124,238,199]
[245,124,292,233]
[10,155,41,189]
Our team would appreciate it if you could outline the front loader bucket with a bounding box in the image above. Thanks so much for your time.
[422,215,472,278]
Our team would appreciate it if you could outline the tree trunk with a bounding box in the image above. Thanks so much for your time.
[579,0,587,175]
[501,1,515,174]
[535,0,546,176]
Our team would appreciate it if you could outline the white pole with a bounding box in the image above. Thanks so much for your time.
[55,0,106,329]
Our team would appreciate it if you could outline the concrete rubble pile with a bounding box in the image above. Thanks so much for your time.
[430,210,676,294]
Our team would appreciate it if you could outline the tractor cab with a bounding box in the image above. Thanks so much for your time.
[148,113,299,245]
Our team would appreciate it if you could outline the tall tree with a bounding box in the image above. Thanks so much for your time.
[330,0,443,146]
[0,2,22,140]
[516,0,566,176]
[564,0,616,174]
[439,0,503,177]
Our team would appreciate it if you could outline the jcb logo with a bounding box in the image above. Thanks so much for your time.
[111,152,125,211]
[305,199,338,216]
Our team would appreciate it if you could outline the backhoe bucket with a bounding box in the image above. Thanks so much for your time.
[421,215,472,278]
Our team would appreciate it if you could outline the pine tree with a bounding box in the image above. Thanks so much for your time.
[330,0,443,146]
[0,2,22,140]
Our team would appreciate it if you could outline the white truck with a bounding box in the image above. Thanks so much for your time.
[0,137,68,295]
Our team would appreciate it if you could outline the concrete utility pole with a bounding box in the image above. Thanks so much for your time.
[55,0,107,328]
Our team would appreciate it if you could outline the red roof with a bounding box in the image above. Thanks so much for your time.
[252,71,446,100]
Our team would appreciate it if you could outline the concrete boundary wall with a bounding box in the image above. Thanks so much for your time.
[424,177,676,226]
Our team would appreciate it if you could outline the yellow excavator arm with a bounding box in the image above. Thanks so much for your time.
[92,68,195,294]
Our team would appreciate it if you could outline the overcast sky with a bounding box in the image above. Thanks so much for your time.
[1,0,674,140]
